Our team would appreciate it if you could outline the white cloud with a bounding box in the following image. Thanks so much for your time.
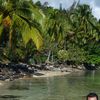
[89,1,100,20]
[93,7,100,19]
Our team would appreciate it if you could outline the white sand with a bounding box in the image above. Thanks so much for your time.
[32,71,71,78]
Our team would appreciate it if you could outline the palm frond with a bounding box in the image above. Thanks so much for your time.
[12,14,43,50]
[22,27,43,50]
[32,6,45,26]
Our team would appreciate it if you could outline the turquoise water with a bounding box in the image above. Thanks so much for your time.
[0,70,100,100]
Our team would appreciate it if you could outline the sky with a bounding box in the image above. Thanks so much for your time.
[33,0,100,20]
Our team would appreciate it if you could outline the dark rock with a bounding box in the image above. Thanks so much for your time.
[34,72,44,76]
[84,63,96,70]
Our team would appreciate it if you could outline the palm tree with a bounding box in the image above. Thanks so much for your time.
[43,8,65,63]
[0,0,44,50]
[69,4,99,45]
[66,4,100,65]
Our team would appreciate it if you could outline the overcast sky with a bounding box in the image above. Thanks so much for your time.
[33,0,100,20]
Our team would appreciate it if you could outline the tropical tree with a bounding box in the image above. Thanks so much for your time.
[69,4,99,45]
[42,7,66,63]
[68,4,100,65]
[0,0,44,61]
[0,0,43,48]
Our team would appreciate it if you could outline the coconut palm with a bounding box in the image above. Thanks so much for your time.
[43,8,66,63]
[0,0,44,50]
[69,4,99,45]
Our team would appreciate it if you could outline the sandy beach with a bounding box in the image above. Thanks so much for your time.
[32,71,71,78]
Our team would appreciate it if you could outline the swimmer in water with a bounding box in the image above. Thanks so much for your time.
[87,93,98,100]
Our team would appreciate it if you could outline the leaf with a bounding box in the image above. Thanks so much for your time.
[13,13,43,50]
[31,27,43,50]
[22,27,43,50]
[32,6,45,26]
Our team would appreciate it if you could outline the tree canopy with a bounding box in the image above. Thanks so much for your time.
[0,0,100,67]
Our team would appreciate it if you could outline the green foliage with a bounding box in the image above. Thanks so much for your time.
[0,1,100,66]
[67,45,86,64]
[57,45,86,64]
[85,43,100,65]
[87,55,100,65]
[21,27,43,50]
[57,50,69,61]
[0,0,44,50]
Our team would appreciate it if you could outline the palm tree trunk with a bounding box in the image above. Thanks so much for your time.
[9,29,12,49]
[46,50,51,63]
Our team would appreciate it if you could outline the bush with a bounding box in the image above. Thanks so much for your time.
[57,45,86,64]
[57,50,69,61]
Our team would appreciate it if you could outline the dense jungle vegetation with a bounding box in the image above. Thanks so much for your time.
[0,0,100,67]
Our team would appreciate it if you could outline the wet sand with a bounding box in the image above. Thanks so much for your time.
[32,71,71,78]
[32,67,84,78]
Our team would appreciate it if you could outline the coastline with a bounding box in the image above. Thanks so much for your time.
[0,69,84,84]
[32,71,70,78]
[25,68,84,78]
[0,62,85,81]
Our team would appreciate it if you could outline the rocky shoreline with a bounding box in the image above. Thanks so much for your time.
[0,62,85,81]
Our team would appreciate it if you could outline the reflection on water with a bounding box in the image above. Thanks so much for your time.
[0,95,21,100]
[0,70,100,100]
[9,82,29,90]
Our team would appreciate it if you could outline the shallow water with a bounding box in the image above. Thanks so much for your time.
[0,70,100,100]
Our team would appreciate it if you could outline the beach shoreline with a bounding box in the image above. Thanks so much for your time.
[0,62,85,81]
[24,68,84,79]
[32,71,70,78]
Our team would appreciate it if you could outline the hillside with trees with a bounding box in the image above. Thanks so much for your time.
[0,0,100,78]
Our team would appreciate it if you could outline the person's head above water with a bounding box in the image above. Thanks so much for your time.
[87,93,98,100]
